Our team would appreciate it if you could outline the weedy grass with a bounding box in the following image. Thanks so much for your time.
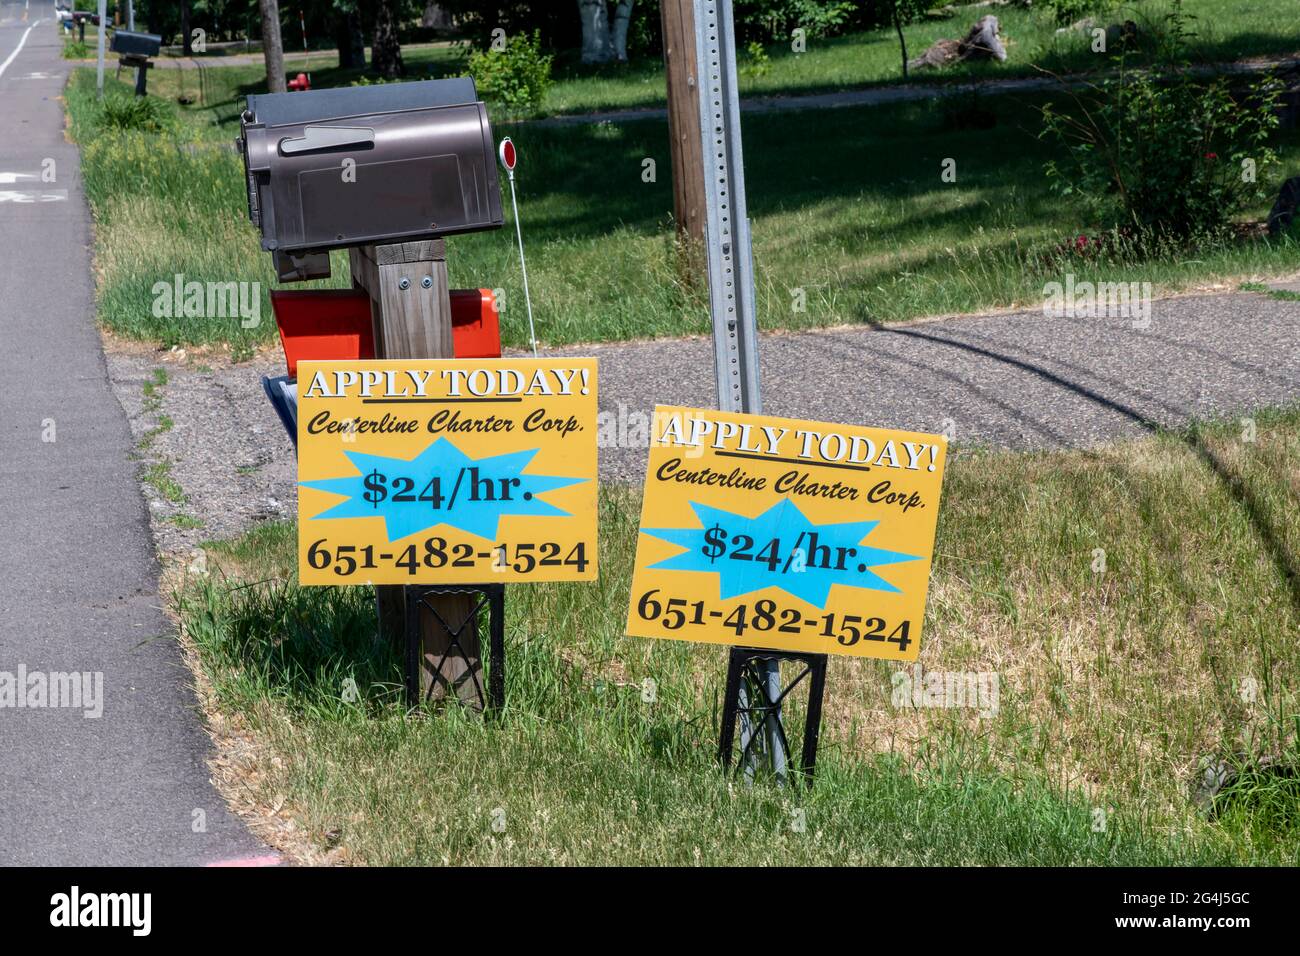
[178,411,1300,865]
[67,68,1300,351]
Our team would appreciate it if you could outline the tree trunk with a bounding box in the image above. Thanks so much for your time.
[335,8,366,70]
[893,3,908,80]
[259,0,286,93]
[371,0,404,79]
[181,0,192,56]
[610,0,634,62]
[578,0,611,64]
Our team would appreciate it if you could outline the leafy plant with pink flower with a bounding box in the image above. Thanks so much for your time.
[1039,1,1281,246]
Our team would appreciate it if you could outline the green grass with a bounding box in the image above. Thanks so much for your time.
[1241,281,1300,302]
[142,459,185,504]
[179,410,1300,864]
[537,0,1300,116]
[136,1,1300,120]
[65,67,1300,350]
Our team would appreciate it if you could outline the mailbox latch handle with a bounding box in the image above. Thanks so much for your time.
[278,126,376,155]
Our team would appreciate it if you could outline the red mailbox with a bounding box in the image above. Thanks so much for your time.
[270,288,500,378]
[287,72,311,92]
[447,288,502,359]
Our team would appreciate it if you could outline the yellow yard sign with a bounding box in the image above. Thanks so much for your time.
[297,359,597,585]
[626,406,947,660]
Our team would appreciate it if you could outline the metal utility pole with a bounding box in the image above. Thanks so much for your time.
[692,0,786,780]
[661,0,706,268]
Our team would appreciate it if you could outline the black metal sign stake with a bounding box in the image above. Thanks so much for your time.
[719,648,828,785]
[403,584,506,713]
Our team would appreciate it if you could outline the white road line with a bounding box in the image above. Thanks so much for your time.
[0,189,68,202]
[0,20,40,82]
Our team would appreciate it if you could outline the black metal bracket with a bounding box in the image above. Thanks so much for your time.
[402,584,505,713]
[719,647,828,786]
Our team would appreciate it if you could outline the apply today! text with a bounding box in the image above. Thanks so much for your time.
[301,365,592,399]
[300,364,590,440]
[652,408,946,512]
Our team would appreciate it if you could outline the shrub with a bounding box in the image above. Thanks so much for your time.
[1040,2,1280,244]
[1045,0,1115,27]
[467,30,553,117]
[62,39,89,60]
[96,92,174,134]
[741,40,771,79]
[735,0,890,41]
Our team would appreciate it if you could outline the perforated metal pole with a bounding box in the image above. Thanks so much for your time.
[693,0,786,782]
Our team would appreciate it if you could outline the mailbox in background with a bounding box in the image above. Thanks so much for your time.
[238,78,504,282]
[109,30,163,97]
[109,30,162,57]
[70,11,99,43]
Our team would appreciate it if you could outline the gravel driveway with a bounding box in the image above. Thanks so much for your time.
[105,287,1300,555]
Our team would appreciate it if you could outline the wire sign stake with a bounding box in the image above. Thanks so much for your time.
[498,137,539,357]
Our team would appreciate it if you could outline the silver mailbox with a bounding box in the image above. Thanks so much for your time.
[239,78,504,271]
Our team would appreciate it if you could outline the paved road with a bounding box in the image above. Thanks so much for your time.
[0,4,267,865]
[554,290,1300,483]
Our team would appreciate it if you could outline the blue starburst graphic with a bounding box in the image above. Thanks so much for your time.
[301,437,585,542]
[642,498,920,608]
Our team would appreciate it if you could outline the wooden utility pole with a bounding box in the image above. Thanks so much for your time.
[349,240,486,708]
[259,0,287,94]
[661,0,706,274]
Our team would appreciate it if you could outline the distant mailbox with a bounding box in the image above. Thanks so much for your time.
[109,30,162,58]
[238,78,504,272]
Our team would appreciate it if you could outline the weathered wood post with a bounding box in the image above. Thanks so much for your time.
[349,239,485,707]
[661,0,707,281]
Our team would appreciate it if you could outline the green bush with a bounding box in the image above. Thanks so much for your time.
[467,30,553,117]
[741,40,772,79]
[95,92,174,134]
[62,39,89,60]
[1040,2,1280,243]
[1045,0,1115,27]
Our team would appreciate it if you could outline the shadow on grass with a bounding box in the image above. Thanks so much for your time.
[858,321,1300,617]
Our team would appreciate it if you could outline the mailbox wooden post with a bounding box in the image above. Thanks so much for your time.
[349,239,486,707]
[238,78,506,709]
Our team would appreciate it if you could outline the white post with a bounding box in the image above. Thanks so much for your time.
[127,0,135,31]
[95,0,107,95]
